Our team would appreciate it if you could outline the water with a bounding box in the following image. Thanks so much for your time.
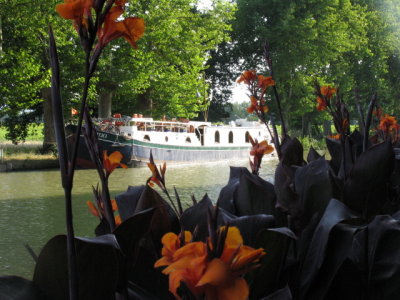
[0,158,277,279]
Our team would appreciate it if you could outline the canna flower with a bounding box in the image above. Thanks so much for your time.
[155,226,265,300]
[147,151,167,190]
[320,85,336,99]
[379,114,398,134]
[247,96,268,114]
[237,70,257,85]
[249,135,274,174]
[257,75,275,90]
[56,0,93,28]
[97,1,145,50]
[103,150,128,178]
[329,133,341,140]
[316,96,328,111]
[87,198,122,226]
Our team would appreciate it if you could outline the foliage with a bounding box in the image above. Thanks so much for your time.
[209,0,400,130]
[108,0,236,119]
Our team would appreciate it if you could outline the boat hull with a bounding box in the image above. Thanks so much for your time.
[67,126,133,168]
[131,139,252,162]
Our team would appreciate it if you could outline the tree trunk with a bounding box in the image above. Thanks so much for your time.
[323,120,332,137]
[0,15,3,58]
[354,88,365,133]
[98,91,113,118]
[42,87,56,146]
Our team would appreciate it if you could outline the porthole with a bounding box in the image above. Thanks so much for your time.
[144,135,150,141]
[165,136,168,142]
[185,137,191,143]
[228,131,233,143]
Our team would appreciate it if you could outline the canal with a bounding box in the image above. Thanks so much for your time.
[0,159,277,279]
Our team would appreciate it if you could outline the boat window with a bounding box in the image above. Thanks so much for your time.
[259,131,261,136]
[185,137,191,143]
[229,131,233,143]
[144,135,150,141]
[245,131,250,143]
[215,131,220,143]
[165,136,168,142]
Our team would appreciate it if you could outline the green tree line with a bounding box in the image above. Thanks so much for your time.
[1,0,400,144]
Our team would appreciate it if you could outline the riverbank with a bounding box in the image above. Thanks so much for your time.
[0,158,59,172]
[0,141,58,172]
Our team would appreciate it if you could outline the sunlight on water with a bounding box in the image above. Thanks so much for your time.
[0,158,277,278]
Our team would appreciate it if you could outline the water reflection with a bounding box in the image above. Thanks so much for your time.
[0,158,277,278]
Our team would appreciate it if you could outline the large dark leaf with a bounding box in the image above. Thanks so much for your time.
[113,208,155,257]
[274,162,297,214]
[225,214,276,247]
[261,285,292,300]
[33,234,123,300]
[180,194,213,241]
[180,194,238,241]
[303,221,361,299]
[234,169,276,216]
[217,167,248,213]
[134,186,180,246]
[343,141,395,217]
[249,227,296,299]
[115,185,146,221]
[280,136,304,167]
[297,199,357,299]
[326,137,342,175]
[366,215,400,298]
[292,158,332,232]
[306,146,322,163]
[0,276,49,300]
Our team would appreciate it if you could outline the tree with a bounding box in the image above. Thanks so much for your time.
[0,0,91,144]
[99,0,236,119]
[210,0,400,133]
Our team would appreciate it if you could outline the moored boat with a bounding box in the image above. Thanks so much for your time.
[69,115,274,166]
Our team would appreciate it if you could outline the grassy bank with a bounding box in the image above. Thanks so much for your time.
[0,125,58,170]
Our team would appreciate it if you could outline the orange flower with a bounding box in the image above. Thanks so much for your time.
[103,150,128,177]
[329,134,341,140]
[86,200,100,217]
[249,136,274,174]
[249,138,274,156]
[257,75,275,90]
[147,151,167,190]
[97,1,145,49]
[237,70,257,85]
[155,231,192,268]
[247,96,268,114]
[56,0,93,28]
[379,114,398,134]
[320,85,336,99]
[114,215,122,226]
[316,96,328,111]
[155,227,265,300]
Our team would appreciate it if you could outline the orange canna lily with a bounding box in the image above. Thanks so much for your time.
[237,70,257,85]
[97,1,145,50]
[329,133,341,140]
[379,114,398,134]
[155,226,265,300]
[257,75,275,90]
[316,96,328,111]
[147,151,167,190]
[114,214,122,226]
[103,150,128,177]
[86,200,100,217]
[320,85,336,99]
[249,136,274,174]
[56,0,93,28]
